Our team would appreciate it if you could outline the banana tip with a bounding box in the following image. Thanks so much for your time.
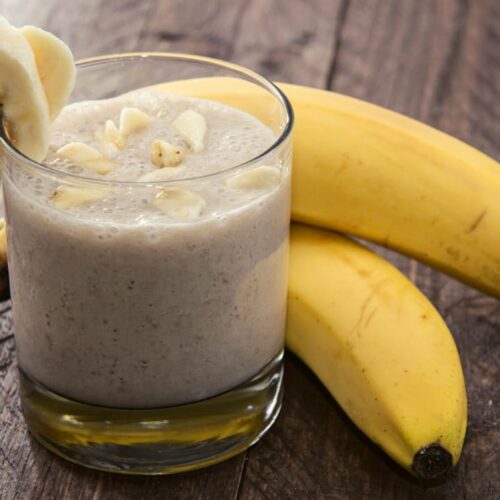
[412,444,453,480]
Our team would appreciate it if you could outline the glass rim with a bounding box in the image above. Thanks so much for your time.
[0,52,294,187]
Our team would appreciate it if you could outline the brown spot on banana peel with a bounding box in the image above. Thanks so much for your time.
[348,279,389,339]
[411,444,453,480]
[466,209,487,234]
[358,268,371,278]
[446,247,461,261]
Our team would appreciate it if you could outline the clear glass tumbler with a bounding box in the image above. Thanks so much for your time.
[0,53,293,474]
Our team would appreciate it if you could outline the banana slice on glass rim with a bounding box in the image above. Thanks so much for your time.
[0,16,75,162]
[21,25,75,121]
[0,17,50,162]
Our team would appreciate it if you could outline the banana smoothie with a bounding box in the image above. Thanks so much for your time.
[4,89,291,408]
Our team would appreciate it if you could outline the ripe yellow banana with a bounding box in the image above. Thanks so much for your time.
[155,75,500,298]
[287,223,467,479]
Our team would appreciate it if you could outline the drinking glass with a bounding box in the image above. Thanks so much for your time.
[0,53,293,474]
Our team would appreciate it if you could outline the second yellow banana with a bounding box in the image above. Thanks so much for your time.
[156,76,500,298]
[287,224,467,479]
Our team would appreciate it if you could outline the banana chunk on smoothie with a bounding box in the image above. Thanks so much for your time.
[139,167,184,183]
[226,166,281,190]
[152,188,206,219]
[151,139,184,167]
[51,185,109,209]
[119,107,152,136]
[56,142,117,174]
[173,109,207,153]
[95,119,126,156]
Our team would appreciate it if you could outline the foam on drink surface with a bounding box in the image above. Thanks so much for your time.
[21,89,283,226]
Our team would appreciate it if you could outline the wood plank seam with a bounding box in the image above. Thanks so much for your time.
[325,0,350,90]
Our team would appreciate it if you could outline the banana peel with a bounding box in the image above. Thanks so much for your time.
[287,224,467,479]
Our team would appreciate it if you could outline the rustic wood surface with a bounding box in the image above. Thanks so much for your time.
[1,0,499,498]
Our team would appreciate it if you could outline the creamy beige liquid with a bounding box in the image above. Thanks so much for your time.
[5,90,290,408]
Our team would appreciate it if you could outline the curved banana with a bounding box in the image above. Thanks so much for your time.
[287,223,467,479]
[156,76,500,298]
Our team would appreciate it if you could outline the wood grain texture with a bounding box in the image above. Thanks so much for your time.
[139,0,250,60]
[225,0,348,87]
[0,0,499,498]
[0,0,156,59]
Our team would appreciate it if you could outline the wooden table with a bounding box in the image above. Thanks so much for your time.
[1,1,499,498]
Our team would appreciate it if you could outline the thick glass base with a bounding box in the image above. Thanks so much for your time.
[18,351,283,474]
